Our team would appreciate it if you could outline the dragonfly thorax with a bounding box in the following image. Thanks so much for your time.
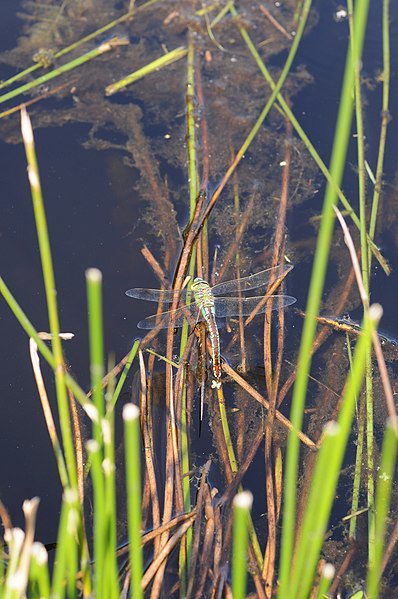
[191,278,215,309]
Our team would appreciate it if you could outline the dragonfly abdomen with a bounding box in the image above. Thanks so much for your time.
[192,278,221,387]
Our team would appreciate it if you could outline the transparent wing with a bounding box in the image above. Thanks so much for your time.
[126,287,191,302]
[211,264,293,296]
[137,302,203,329]
[213,294,296,317]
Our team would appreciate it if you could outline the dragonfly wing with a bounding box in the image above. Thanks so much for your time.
[213,294,296,318]
[137,303,203,329]
[126,288,190,302]
[211,264,293,296]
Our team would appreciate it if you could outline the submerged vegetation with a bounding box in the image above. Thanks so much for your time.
[0,0,397,597]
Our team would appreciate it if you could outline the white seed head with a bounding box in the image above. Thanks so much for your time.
[64,489,78,504]
[322,563,335,579]
[31,542,48,565]
[369,303,383,322]
[86,267,102,283]
[22,497,40,517]
[102,458,115,476]
[86,439,100,454]
[84,403,99,423]
[28,166,40,189]
[323,421,340,437]
[67,509,78,535]
[233,491,253,510]
[123,403,139,421]
[101,419,111,444]
[4,527,25,548]
[20,106,34,144]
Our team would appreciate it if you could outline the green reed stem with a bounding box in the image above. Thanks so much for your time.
[186,32,198,214]
[349,391,366,539]
[0,8,135,91]
[86,269,105,443]
[20,107,77,490]
[29,544,51,598]
[366,417,398,598]
[51,490,79,599]
[123,404,144,599]
[102,416,118,599]
[87,439,106,597]
[234,2,388,275]
[232,492,253,599]
[368,0,391,254]
[178,33,199,591]
[86,269,118,597]
[228,0,311,174]
[314,564,335,599]
[105,46,187,95]
[348,0,369,288]
[278,2,370,593]
[347,0,375,566]
[0,42,120,108]
[109,339,140,410]
[216,388,263,567]
[289,306,380,599]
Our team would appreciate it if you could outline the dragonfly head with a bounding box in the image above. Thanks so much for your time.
[191,277,206,287]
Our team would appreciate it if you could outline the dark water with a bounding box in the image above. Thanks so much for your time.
[0,2,398,584]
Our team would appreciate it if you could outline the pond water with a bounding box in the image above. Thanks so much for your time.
[1,0,398,594]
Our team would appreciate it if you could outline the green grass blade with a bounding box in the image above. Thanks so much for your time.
[290,305,381,598]
[366,417,398,597]
[21,107,77,490]
[109,339,140,410]
[123,404,144,599]
[0,43,120,107]
[105,46,187,95]
[86,268,105,443]
[278,2,370,592]
[232,491,253,599]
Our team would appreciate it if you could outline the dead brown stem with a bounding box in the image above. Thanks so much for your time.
[222,362,317,449]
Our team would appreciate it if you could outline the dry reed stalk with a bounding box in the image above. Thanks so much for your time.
[381,518,398,579]
[335,207,397,421]
[195,64,210,279]
[0,500,12,530]
[186,460,212,598]
[327,543,357,596]
[168,374,184,514]
[262,124,292,589]
[224,265,294,354]
[141,245,170,289]
[67,387,85,505]
[152,193,206,598]
[213,501,223,579]
[216,191,256,282]
[174,333,196,417]
[259,4,293,40]
[309,558,327,599]
[29,338,64,464]
[218,427,264,509]
[141,517,196,590]
[139,350,161,555]
[222,363,317,449]
[277,263,357,408]
[193,483,216,599]
[141,472,151,531]
[230,149,247,378]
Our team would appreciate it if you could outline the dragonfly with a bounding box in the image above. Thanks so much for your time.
[126,264,296,388]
